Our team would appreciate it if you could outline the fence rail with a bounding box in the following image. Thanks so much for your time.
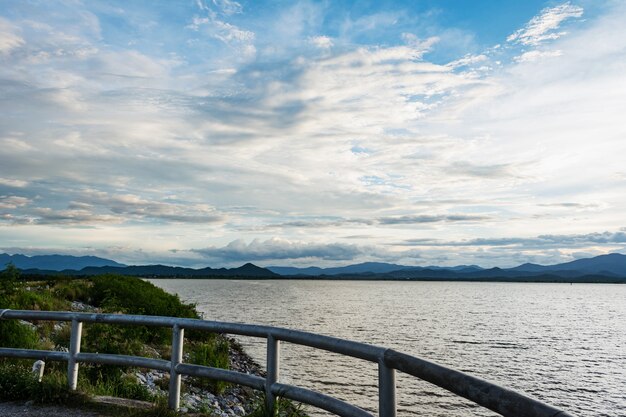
[0,309,573,417]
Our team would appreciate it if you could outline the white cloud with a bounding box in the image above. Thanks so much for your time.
[401,33,439,57]
[0,196,31,209]
[507,2,583,46]
[308,35,333,49]
[447,54,488,69]
[0,178,29,188]
[212,0,243,15]
[514,49,563,63]
[187,8,255,58]
[0,17,24,54]
[0,1,625,267]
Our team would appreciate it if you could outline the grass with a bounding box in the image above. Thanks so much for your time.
[0,268,308,417]
[187,338,231,394]
[0,267,236,404]
[0,360,90,405]
[245,395,308,417]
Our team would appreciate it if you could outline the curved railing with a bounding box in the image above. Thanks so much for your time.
[0,309,573,417]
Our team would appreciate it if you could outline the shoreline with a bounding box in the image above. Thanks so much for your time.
[145,275,626,283]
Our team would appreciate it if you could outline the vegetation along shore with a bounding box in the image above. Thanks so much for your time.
[0,266,305,417]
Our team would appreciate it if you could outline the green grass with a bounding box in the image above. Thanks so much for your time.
[0,269,266,414]
[0,361,90,405]
[188,338,231,394]
[244,395,308,417]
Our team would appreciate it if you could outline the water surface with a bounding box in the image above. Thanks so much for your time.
[151,280,626,416]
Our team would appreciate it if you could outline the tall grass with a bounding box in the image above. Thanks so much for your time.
[188,338,231,393]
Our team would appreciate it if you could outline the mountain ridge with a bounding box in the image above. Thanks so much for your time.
[2,252,626,280]
[0,253,125,271]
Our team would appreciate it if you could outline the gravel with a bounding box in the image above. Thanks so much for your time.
[0,401,110,417]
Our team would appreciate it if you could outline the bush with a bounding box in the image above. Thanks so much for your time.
[52,279,91,303]
[0,361,35,400]
[79,372,154,401]
[188,339,230,394]
[0,264,22,296]
[245,395,307,417]
[88,275,199,345]
[0,318,40,349]
[89,275,197,318]
[12,290,67,311]
[0,361,88,405]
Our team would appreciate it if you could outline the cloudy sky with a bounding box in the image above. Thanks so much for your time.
[1,0,625,268]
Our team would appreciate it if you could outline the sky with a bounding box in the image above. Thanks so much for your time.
[0,0,625,268]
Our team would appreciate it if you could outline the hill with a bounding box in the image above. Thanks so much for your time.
[20,262,278,278]
[0,253,125,271]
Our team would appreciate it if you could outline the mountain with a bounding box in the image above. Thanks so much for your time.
[268,262,483,276]
[0,253,125,271]
[268,254,626,282]
[268,262,415,276]
[6,251,626,281]
[510,253,626,276]
[21,262,278,278]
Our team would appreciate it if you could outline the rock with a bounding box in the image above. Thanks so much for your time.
[233,405,246,415]
[24,400,34,406]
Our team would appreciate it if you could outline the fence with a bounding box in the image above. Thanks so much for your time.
[0,309,573,417]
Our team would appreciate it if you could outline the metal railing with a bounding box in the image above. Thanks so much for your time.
[0,309,573,417]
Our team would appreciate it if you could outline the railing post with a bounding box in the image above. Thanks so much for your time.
[378,359,396,417]
[168,324,184,410]
[266,334,280,416]
[67,319,82,390]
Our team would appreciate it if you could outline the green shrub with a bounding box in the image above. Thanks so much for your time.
[0,361,88,405]
[12,290,67,311]
[0,362,35,400]
[79,372,154,401]
[188,339,230,394]
[52,279,91,303]
[0,319,40,349]
[88,275,199,345]
[0,264,22,296]
[82,323,147,355]
[245,395,307,417]
[89,275,197,318]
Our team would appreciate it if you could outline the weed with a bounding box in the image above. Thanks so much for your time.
[188,339,230,394]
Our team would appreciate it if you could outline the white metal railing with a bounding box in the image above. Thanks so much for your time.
[0,309,574,417]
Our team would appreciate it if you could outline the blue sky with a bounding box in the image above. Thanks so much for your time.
[1,0,625,267]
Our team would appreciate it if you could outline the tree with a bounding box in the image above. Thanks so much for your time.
[0,262,21,295]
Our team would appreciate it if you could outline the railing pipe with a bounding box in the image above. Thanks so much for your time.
[67,319,82,390]
[0,347,68,362]
[176,363,266,390]
[272,382,374,417]
[0,309,575,417]
[266,333,281,416]
[378,356,396,417]
[76,353,171,372]
[168,324,184,410]
[383,349,574,417]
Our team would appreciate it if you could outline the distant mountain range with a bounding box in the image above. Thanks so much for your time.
[0,253,125,271]
[1,252,625,282]
[268,262,484,276]
[271,253,626,281]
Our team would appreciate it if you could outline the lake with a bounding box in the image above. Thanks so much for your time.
[150,280,625,416]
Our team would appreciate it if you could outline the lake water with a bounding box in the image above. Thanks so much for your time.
[150,280,626,417]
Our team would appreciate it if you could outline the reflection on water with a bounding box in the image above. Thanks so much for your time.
[150,280,626,416]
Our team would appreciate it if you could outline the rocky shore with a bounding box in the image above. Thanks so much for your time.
[69,301,266,416]
[134,337,264,415]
